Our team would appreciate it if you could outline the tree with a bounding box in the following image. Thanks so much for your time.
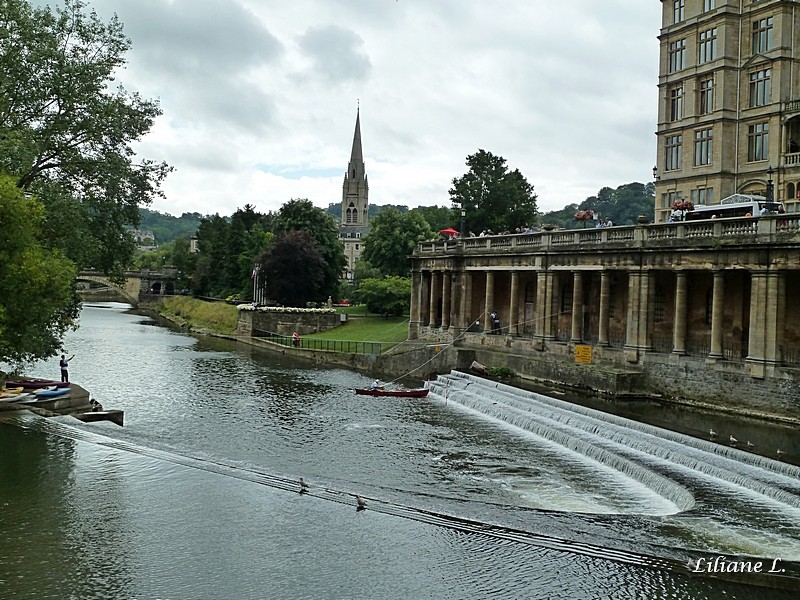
[273,199,346,301]
[578,182,654,226]
[0,0,171,277]
[362,208,433,277]
[0,174,78,366]
[258,231,326,307]
[412,205,453,233]
[449,150,537,234]
[356,276,412,316]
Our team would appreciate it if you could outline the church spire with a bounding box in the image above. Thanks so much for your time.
[342,106,368,227]
[350,106,363,163]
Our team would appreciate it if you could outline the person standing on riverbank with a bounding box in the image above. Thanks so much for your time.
[59,354,74,383]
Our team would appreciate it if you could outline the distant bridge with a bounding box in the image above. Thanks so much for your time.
[77,268,179,307]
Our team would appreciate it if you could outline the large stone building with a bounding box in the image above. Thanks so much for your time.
[406,3,800,418]
[654,0,800,222]
[339,109,370,280]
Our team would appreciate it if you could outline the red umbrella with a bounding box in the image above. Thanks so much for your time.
[439,228,459,236]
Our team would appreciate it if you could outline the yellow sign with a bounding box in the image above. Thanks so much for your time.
[575,344,593,364]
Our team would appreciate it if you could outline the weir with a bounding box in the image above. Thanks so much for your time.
[426,371,800,515]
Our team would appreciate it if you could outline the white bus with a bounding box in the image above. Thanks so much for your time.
[684,194,784,221]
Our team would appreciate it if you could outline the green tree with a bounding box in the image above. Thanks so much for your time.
[449,150,537,234]
[412,205,453,233]
[273,199,346,301]
[0,0,171,277]
[192,215,229,297]
[362,208,433,277]
[355,276,412,316]
[579,182,654,226]
[0,174,78,366]
[258,230,325,307]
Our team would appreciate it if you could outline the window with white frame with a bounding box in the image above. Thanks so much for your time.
[668,39,686,73]
[752,17,774,54]
[674,0,685,23]
[747,122,769,162]
[694,128,713,166]
[699,78,714,114]
[703,0,715,12]
[665,135,683,171]
[670,86,684,121]
[698,28,717,64]
[749,68,771,107]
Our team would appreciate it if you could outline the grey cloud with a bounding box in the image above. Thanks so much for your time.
[102,0,281,135]
[297,25,371,83]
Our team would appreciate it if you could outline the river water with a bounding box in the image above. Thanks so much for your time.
[1,303,798,599]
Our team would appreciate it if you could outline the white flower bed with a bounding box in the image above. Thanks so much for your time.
[238,305,336,314]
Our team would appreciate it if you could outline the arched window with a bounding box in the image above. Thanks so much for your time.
[788,182,796,200]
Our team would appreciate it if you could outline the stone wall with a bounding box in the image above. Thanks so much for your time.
[236,309,341,337]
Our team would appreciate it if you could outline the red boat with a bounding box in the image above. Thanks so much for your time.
[5,379,70,389]
[354,388,429,398]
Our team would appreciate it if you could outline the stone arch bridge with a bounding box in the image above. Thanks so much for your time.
[77,268,179,307]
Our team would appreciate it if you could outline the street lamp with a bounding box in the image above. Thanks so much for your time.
[652,166,659,181]
[460,206,466,237]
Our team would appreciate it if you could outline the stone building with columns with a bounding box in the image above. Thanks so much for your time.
[409,217,800,417]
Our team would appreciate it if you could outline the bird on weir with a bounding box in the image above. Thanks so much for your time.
[709,429,717,438]
[729,435,738,445]
[299,477,309,494]
[355,495,367,511]
[777,449,787,459]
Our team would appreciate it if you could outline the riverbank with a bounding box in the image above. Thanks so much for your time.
[143,297,800,426]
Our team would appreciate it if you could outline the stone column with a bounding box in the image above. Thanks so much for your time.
[598,270,610,346]
[764,271,782,366]
[672,271,688,355]
[570,271,583,342]
[483,271,495,333]
[462,271,473,331]
[708,270,725,359]
[420,271,430,326]
[509,271,520,336]
[409,270,422,339]
[542,272,555,340]
[535,271,547,339]
[449,271,460,331]
[428,271,439,328]
[746,270,767,376]
[441,271,451,329]
[624,270,652,360]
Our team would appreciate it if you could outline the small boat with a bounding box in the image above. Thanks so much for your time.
[0,387,24,397]
[354,388,429,398]
[6,379,70,389]
[33,387,71,398]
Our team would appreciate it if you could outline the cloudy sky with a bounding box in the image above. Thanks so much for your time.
[83,0,661,217]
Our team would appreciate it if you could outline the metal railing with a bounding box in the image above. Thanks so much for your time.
[252,330,386,356]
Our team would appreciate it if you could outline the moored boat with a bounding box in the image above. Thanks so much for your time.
[354,388,429,398]
[6,379,70,389]
[33,387,71,398]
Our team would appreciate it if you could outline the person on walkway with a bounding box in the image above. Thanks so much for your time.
[292,332,301,347]
[59,354,74,383]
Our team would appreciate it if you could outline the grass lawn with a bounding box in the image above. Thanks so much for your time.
[306,314,410,346]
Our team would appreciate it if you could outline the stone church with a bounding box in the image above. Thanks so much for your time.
[339,109,369,280]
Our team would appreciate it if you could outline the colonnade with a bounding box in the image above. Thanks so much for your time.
[410,265,796,378]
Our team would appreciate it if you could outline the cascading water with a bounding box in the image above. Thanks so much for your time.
[426,371,800,519]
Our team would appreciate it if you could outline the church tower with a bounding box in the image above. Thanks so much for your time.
[340,108,370,279]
